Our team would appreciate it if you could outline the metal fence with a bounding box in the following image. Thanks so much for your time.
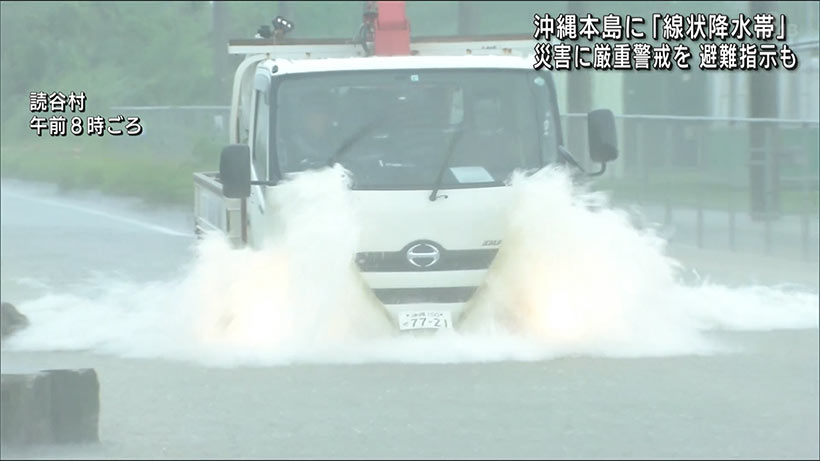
[562,113,819,261]
[108,105,231,158]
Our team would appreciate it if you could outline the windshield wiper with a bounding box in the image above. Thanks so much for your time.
[428,128,465,202]
[326,115,389,168]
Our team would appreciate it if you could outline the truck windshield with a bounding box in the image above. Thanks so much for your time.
[275,69,556,190]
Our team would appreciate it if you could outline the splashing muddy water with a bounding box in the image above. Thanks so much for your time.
[4,166,817,366]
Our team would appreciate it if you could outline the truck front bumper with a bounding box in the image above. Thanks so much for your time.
[358,269,489,330]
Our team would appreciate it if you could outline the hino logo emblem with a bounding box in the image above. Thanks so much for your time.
[406,242,441,268]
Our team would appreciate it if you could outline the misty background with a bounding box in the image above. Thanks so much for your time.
[0,3,818,458]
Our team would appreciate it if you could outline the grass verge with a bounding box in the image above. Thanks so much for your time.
[1,138,219,206]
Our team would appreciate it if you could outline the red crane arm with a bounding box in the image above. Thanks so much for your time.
[372,1,410,56]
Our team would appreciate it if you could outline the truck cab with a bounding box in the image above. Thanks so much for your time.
[194,13,618,332]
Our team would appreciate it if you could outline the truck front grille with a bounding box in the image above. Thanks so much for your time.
[372,286,479,304]
[355,248,497,272]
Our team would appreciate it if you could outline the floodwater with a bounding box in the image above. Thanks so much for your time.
[1,171,818,459]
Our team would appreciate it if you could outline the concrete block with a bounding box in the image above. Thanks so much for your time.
[0,368,99,446]
[0,302,29,341]
[0,372,53,445]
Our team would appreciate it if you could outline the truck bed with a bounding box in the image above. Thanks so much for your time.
[193,172,243,247]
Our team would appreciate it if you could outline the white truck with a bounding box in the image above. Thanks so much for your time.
[194,2,618,332]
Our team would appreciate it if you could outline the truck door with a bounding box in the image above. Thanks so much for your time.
[246,84,270,247]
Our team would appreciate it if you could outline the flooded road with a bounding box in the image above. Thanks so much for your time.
[0,179,194,302]
[2,329,818,460]
[1,178,818,459]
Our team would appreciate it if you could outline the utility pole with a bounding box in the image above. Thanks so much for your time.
[278,1,291,21]
[457,1,478,36]
[748,0,780,219]
[212,1,229,100]
[567,1,592,167]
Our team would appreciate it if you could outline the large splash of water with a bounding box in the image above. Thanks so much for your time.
[4,166,818,366]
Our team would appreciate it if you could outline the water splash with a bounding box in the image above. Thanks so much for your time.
[5,166,817,366]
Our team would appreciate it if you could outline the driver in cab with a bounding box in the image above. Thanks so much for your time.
[280,95,339,172]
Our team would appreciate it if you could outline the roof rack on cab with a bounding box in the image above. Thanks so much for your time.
[227,34,536,60]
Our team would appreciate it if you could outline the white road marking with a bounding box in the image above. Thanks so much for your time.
[2,190,193,238]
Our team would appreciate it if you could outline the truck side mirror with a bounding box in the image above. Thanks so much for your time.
[587,109,618,164]
[219,144,251,199]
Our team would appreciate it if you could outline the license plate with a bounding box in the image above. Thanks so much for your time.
[398,311,453,331]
